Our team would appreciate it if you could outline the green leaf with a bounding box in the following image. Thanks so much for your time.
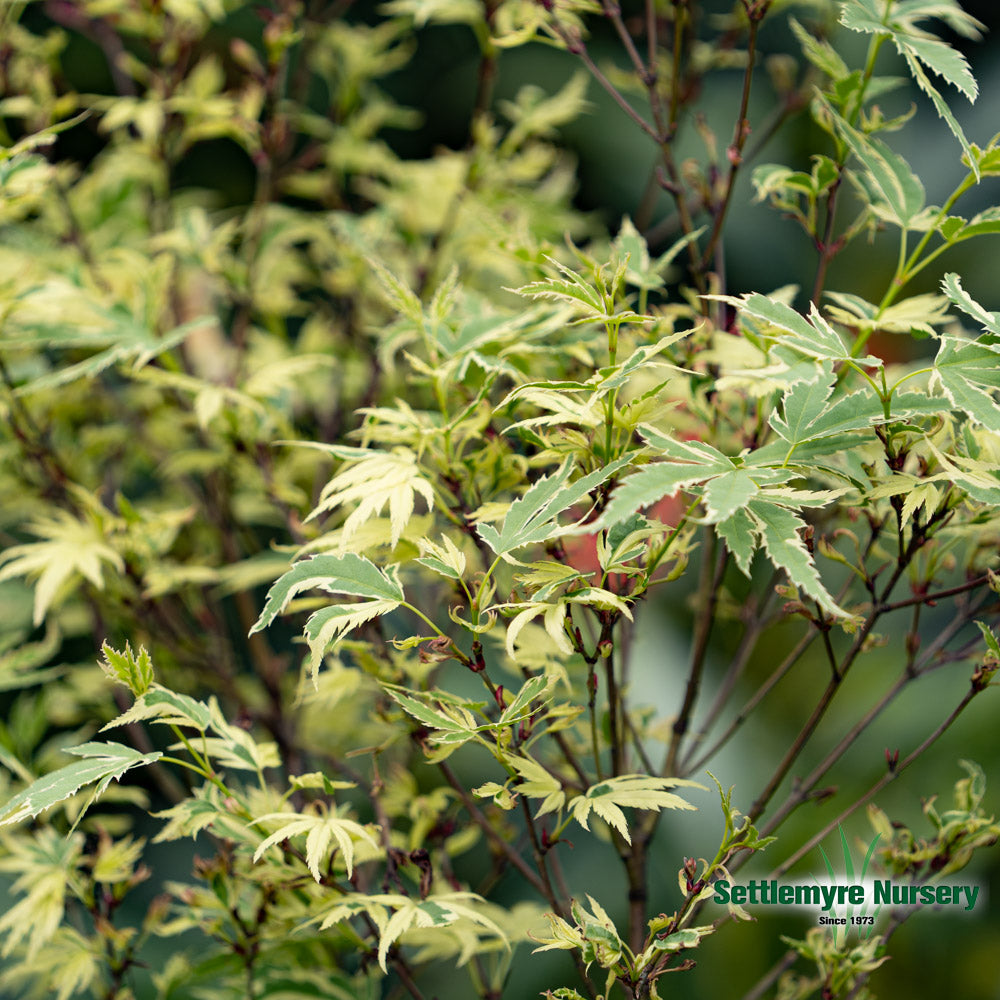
[596,440,733,528]
[0,743,162,828]
[0,112,91,162]
[839,0,981,172]
[976,621,1000,661]
[902,52,977,174]
[8,309,212,397]
[768,364,836,445]
[505,602,574,659]
[0,622,63,692]
[251,554,404,633]
[791,17,850,81]
[478,456,630,556]
[371,893,507,973]
[933,337,1000,431]
[511,755,566,817]
[102,687,212,732]
[651,925,714,952]
[702,469,759,524]
[713,292,877,365]
[415,535,467,580]
[498,674,556,727]
[941,273,1000,335]
[715,507,757,577]
[381,685,486,750]
[748,500,847,617]
[949,207,1000,243]
[499,70,591,152]
[100,641,154,696]
[304,600,402,679]
[825,290,951,336]
[832,111,925,227]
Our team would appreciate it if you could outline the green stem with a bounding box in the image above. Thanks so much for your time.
[643,497,699,584]
[848,33,888,129]
[402,602,451,641]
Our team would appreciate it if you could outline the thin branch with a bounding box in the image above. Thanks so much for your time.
[760,591,990,837]
[698,9,763,271]
[437,762,547,897]
[678,575,776,771]
[769,684,982,879]
[664,540,727,775]
[735,949,799,1000]
[877,574,992,613]
[682,630,816,775]
[554,23,662,142]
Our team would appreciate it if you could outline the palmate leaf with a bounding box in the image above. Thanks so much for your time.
[568,775,703,845]
[595,433,736,528]
[868,473,944,528]
[749,390,950,467]
[251,808,378,880]
[511,254,640,327]
[505,602,574,657]
[711,291,881,365]
[382,686,484,754]
[478,455,630,556]
[598,423,852,614]
[0,838,86,966]
[830,109,925,228]
[0,743,162,828]
[504,586,633,660]
[825,290,952,336]
[303,600,402,678]
[710,493,850,616]
[305,446,436,548]
[749,499,849,617]
[498,674,556,727]
[5,281,212,396]
[101,686,212,732]
[415,535,467,581]
[932,338,1000,431]
[317,892,507,973]
[840,0,982,173]
[251,553,404,633]
[0,510,125,626]
[510,755,566,817]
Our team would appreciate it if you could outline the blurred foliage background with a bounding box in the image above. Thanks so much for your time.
[3,0,1000,997]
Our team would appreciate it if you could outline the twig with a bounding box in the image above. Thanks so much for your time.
[769,684,982,879]
[663,541,727,775]
[437,762,547,897]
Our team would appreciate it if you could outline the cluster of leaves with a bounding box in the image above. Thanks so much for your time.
[2,1,1000,999]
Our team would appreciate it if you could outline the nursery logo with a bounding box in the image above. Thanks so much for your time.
[713,826,982,943]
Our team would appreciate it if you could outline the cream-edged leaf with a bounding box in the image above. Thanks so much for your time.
[304,599,402,680]
[510,755,566,817]
[568,775,703,844]
[251,554,404,633]
[309,448,436,546]
[251,809,378,879]
[0,743,162,828]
